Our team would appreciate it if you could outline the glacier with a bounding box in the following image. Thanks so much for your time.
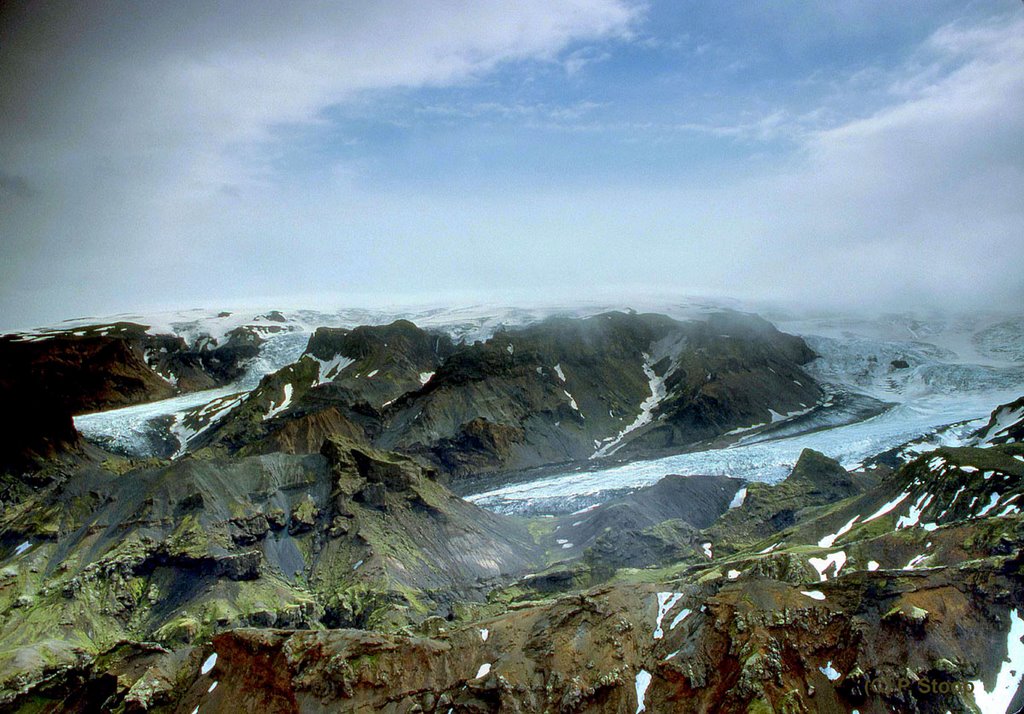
[64,304,1023,491]
[74,331,310,456]
[467,314,1024,515]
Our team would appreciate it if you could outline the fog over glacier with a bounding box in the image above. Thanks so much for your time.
[2,1,1023,329]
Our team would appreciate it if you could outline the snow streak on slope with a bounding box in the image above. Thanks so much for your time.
[592,353,667,459]
[263,384,294,421]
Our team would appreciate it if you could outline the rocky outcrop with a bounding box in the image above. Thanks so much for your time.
[245,406,368,455]
[192,320,455,455]
[426,417,527,476]
[0,436,544,702]
[703,449,876,553]
[974,395,1024,445]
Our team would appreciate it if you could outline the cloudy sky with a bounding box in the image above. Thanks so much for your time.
[2,1,1022,329]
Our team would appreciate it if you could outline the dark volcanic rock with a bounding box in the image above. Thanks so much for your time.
[215,551,262,581]
[704,449,872,553]
[786,447,860,502]
[428,417,526,476]
[192,311,822,480]
[974,395,1024,445]
[0,333,175,416]
[544,473,744,571]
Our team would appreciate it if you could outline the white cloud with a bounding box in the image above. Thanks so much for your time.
[772,15,1024,304]
[0,0,639,325]
[3,1,638,186]
[0,4,1020,327]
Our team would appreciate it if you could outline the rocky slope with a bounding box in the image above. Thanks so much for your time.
[0,435,550,705]
[5,430,1023,712]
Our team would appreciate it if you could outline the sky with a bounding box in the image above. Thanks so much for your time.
[1,1,1022,329]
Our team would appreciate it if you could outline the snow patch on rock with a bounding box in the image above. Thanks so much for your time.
[818,515,860,548]
[728,487,747,509]
[809,551,847,582]
[262,383,294,421]
[971,609,1024,713]
[634,669,652,713]
[653,592,684,639]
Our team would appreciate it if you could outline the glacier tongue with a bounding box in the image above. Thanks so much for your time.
[74,331,310,457]
[466,393,1001,516]
[468,311,1024,517]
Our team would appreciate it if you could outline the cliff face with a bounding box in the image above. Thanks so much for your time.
[0,334,164,470]
[0,322,264,414]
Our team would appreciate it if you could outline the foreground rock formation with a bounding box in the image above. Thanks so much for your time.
[3,426,1023,711]
[1,313,1022,712]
